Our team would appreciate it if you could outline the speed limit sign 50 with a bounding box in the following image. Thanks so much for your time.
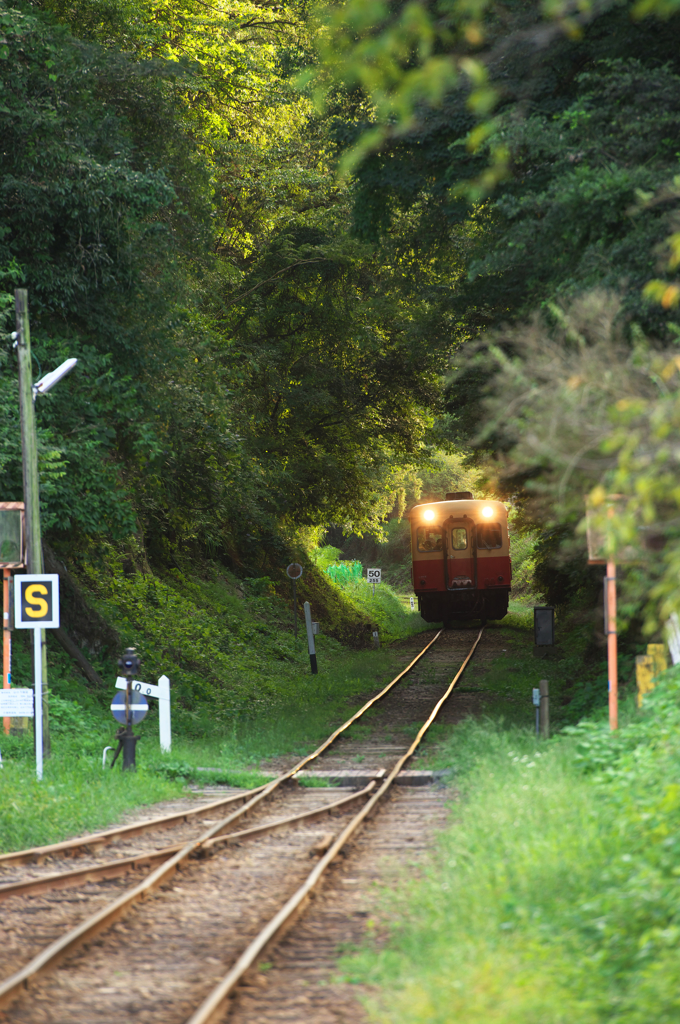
[367,568,381,584]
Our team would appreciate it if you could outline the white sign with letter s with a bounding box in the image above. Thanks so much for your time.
[14,574,60,629]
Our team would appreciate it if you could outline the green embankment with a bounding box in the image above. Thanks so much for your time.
[344,671,680,1024]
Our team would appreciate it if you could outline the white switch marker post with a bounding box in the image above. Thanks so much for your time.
[115,674,171,751]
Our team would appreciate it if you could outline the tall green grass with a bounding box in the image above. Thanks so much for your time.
[345,672,680,1023]
[0,744,183,852]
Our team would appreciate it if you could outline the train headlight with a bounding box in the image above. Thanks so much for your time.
[481,505,494,518]
[423,509,435,521]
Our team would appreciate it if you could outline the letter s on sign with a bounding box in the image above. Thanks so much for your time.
[24,583,48,618]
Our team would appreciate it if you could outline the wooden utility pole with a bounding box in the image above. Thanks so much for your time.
[15,289,50,756]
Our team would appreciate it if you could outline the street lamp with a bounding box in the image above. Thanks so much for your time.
[13,289,77,755]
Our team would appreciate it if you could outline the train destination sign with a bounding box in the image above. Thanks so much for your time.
[14,574,60,629]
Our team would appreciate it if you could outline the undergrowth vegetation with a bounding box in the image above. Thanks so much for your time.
[345,668,680,1024]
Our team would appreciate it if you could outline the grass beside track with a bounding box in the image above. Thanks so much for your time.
[343,671,680,1024]
[0,640,419,853]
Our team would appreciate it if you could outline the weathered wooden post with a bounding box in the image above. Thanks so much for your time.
[15,289,50,756]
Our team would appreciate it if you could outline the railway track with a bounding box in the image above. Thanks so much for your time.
[0,626,484,1023]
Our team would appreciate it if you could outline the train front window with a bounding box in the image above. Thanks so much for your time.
[450,527,467,550]
[417,527,443,552]
[477,523,502,549]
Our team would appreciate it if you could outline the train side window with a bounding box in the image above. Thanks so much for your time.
[450,528,467,550]
[477,523,502,549]
[417,527,443,552]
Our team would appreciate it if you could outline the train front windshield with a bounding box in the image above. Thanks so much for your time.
[417,527,443,552]
[477,523,502,549]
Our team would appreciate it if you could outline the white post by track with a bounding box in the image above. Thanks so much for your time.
[34,628,43,779]
[115,674,171,751]
[13,573,60,780]
[303,601,318,675]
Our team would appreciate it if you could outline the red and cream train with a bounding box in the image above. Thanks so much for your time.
[408,491,511,625]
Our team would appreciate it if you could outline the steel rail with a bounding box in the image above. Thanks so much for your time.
[186,627,484,1024]
[0,632,441,1011]
[0,778,383,902]
[0,629,441,871]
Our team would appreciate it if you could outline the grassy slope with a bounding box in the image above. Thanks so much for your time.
[343,662,680,1024]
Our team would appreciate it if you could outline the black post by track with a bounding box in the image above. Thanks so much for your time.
[121,675,139,769]
[110,647,141,771]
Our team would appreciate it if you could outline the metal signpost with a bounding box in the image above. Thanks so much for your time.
[410,596,415,611]
[286,563,303,639]
[367,567,381,596]
[109,648,145,770]
[115,674,171,751]
[13,573,60,779]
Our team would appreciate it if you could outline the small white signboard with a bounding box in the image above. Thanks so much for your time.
[0,688,34,717]
[115,675,171,752]
[367,568,381,584]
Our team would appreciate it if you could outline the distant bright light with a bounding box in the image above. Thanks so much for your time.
[423,509,435,521]
[482,506,494,518]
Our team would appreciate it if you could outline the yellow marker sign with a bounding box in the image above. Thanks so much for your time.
[14,575,60,629]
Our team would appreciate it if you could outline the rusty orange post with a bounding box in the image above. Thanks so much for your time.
[3,568,10,735]
[606,559,618,730]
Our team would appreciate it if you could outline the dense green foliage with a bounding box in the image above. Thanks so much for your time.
[3,0,679,684]
[311,0,680,630]
[0,0,460,580]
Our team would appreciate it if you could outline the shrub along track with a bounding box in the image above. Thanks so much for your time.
[0,627,487,1023]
